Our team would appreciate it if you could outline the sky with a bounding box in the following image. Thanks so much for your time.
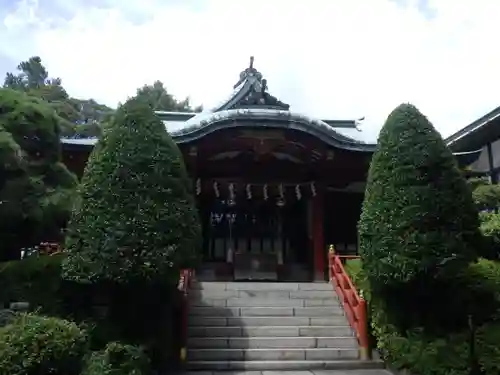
[0,0,499,142]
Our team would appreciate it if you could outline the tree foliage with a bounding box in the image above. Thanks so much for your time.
[134,80,202,112]
[468,177,500,211]
[4,56,50,90]
[4,57,203,139]
[0,89,77,261]
[467,178,500,260]
[82,342,150,375]
[62,97,201,284]
[359,104,482,290]
[0,313,88,375]
[0,123,23,186]
[358,104,486,334]
[3,56,114,138]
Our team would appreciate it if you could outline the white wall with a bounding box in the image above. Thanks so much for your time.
[490,138,500,168]
[467,137,500,182]
[469,145,491,173]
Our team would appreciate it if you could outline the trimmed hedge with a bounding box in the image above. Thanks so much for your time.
[345,258,500,375]
[359,104,481,290]
[0,313,89,375]
[358,104,483,334]
[62,97,201,285]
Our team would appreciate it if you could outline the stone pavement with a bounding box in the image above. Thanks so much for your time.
[185,370,393,375]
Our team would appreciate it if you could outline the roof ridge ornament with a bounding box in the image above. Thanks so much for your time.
[233,56,263,89]
[229,56,290,110]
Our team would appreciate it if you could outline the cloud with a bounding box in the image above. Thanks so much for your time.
[1,0,499,142]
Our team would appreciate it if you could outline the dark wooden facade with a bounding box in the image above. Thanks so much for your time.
[61,125,369,282]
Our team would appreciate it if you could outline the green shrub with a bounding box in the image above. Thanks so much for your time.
[347,258,500,375]
[370,297,471,375]
[467,177,490,192]
[479,212,500,259]
[476,321,500,375]
[344,259,363,287]
[471,181,500,211]
[359,103,481,290]
[468,259,500,302]
[62,97,201,285]
[0,254,65,314]
[0,313,89,375]
[82,342,150,375]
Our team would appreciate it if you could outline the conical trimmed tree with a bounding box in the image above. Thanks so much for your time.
[62,97,201,285]
[358,104,482,292]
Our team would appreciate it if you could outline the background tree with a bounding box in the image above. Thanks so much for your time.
[358,103,483,333]
[4,57,203,139]
[467,177,500,260]
[0,89,77,261]
[135,80,202,112]
[4,56,49,90]
[3,56,114,138]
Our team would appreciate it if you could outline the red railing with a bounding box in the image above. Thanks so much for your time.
[177,268,194,364]
[328,248,370,360]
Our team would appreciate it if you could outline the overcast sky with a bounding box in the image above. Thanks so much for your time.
[0,0,498,142]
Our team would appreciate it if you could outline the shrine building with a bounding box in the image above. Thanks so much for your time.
[60,57,484,282]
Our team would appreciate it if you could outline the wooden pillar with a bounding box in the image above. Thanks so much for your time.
[312,193,325,281]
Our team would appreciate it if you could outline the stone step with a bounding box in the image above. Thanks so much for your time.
[190,297,339,307]
[189,306,343,317]
[187,347,359,361]
[186,359,386,371]
[190,289,337,300]
[188,316,349,327]
[188,337,358,349]
[188,325,354,337]
[192,282,333,291]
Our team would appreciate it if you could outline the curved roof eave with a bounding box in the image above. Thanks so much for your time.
[453,149,483,166]
[170,108,375,152]
[59,134,482,167]
[60,109,374,152]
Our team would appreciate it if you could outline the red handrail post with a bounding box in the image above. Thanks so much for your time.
[357,298,370,360]
[178,269,190,365]
[328,244,335,280]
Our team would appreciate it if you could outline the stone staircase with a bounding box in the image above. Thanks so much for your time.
[187,281,383,371]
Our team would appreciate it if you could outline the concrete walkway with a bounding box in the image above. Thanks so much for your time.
[185,370,393,375]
